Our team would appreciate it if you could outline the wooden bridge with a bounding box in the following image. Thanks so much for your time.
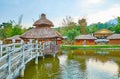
[0,40,59,79]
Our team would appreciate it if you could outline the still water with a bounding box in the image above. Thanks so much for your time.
[17,49,120,79]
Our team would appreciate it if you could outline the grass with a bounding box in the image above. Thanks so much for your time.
[61,45,120,49]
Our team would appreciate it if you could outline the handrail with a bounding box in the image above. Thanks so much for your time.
[0,40,59,79]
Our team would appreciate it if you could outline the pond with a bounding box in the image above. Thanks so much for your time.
[17,49,120,79]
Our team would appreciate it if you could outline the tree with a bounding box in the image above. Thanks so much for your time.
[12,25,23,36]
[87,24,98,34]
[66,29,80,44]
[115,17,120,33]
[78,18,87,34]
[0,19,26,40]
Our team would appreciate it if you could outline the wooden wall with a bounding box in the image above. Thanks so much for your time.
[57,40,62,45]
[108,39,120,45]
[74,39,95,45]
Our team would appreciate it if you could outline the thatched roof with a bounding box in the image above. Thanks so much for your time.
[107,34,120,39]
[75,35,96,40]
[33,13,54,27]
[6,35,21,40]
[20,27,62,39]
[21,13,62,39]
[94,28,113,34]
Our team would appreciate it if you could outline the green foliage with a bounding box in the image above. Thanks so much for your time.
[86,24,98,34]
[115,17,120,33]
[61,45,120,49]
[12,25,23,36]
[0,21,27,40]
[66,29,80,42]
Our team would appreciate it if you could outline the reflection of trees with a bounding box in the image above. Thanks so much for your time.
[67,49,87,78]
[38,56,60,79]
[73,49,95,56]
[21,56,60,79]
[67,50,74,59]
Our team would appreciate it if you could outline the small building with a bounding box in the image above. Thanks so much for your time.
[74,35,96,45]
[107,34,120,45]
[57,38,62,45]
[5,35,21,44]
[20,13,62,44]
[94,29,113,39]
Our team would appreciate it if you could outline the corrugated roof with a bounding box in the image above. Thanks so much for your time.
[33,13,54,27]
[107,34,120,39]
[94,29,113,34]
[75,35,96,40]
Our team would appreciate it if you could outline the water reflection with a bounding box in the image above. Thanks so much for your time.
[17,49,120,79]
[86,58,119,79]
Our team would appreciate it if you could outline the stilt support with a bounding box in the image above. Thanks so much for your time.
[35,56,38,64]
[20,66,25,77]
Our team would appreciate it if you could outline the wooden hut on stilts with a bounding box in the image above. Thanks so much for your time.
[20,13,62,55]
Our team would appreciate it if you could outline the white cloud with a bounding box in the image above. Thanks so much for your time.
[86,0,104,5]
[87,5,120,24]
[52,4,120,27]
[76,0,105,10]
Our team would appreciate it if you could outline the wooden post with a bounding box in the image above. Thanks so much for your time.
[20,40,25,77]
[35,40,38,64]
[29,39,33,57]
[12,39,15,50]
[0,41,3,57]
[6,47,11,79]
[42,42,45,59]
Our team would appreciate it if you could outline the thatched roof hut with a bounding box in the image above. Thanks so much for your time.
[94,28,113,38]
[6,35,21,40]
[6,35,22,43]
[107,34,120,45]
[74,35,96,45]
[20,13,62,44]
[107,34,120,39]
[75,35,96,40]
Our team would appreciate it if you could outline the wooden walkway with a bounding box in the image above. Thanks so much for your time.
[0,40,59,79]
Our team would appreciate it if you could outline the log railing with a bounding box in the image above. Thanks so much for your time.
[0,40,59,79]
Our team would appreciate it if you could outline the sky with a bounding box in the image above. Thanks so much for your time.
[0,0,120,28]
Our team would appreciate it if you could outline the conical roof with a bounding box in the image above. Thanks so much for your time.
[21,13,62,39]
[33,13,54,27]
[94,29,113,34]
[20,27,62,39]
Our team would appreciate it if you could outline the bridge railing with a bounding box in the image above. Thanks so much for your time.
[0,40,60,79]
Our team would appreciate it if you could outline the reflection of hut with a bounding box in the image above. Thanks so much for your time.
[20,13,62,44]
[74,35,96,45]
[6,35,21,43]
[107,34,120,45]
[94,29,113,38]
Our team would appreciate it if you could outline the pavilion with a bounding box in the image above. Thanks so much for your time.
[94,28,113,39]
[20,13,62,44]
